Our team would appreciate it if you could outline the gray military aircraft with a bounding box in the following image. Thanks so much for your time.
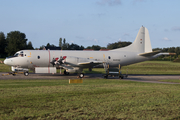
[4,26,172,78]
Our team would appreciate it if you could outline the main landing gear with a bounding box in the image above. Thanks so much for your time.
[64,70,69,75]
[64,70,84,78]
[103,64,128,79]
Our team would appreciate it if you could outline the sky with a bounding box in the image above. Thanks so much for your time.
[1,0,180,49]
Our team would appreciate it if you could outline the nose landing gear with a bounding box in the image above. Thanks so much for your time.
[79,73,84,78]
[24,71,29,76]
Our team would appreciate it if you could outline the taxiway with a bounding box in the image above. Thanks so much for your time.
[1,72,180,84]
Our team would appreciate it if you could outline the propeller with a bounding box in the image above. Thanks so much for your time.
[50,56,66,66]
[50,57,59,67]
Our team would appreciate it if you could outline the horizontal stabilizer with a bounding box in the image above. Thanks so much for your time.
[138,50,161,57]
[139,51,176,57]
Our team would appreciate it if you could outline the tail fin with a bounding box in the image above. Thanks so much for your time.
[111,26,152,53]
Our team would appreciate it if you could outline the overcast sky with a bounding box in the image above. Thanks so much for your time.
[1,0,180,49]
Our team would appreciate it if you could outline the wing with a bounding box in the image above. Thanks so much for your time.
[78,61,103,67]
[59,56,103,72]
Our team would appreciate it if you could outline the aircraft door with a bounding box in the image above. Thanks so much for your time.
[26,51,34,69]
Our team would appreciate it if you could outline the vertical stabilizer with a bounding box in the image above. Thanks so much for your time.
[144,27,152,53]
[111,26,152,53]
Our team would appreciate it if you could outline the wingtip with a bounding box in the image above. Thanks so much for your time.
[169,53,176,55]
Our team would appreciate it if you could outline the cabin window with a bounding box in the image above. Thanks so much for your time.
[37,56,40,59]
[108,56,111,59]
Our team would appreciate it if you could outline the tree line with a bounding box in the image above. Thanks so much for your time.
[0,31,33,57]
[0,30,180,58]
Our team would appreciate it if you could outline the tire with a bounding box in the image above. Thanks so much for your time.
[64,70,69,75]
[24,71,29,76]
[12,73,16,76]
[119,76,124,79]
[104,75,108,79]
[79,73,84,78]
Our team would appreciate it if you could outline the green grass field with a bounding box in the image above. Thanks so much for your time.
[121,61,180,75]
[0,79,180,119]
[159,79,180,83]
[0,58,11,72]
[1,59,180,119]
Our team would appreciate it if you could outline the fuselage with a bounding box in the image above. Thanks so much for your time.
[4,50,150,69]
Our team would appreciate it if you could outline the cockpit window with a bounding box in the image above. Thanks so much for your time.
[14,53,19,57]
[19,53,23,57]
[13,51,24,57]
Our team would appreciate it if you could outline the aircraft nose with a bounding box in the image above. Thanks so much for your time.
[4,59,8,64]
[4,59,12,66]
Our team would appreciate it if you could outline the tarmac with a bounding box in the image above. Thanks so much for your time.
[1,72,180,84]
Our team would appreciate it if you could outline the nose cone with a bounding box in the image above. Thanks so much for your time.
[4,59,8,64]
[4,59,13,66]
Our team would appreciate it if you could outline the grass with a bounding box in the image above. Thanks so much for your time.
[159,79,180,83]
[1,58,180,74]
[0,79,180,119]
[0,58,11,72]
[121,61,180,75]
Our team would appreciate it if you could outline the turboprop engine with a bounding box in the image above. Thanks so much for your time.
[50,56,66,66]
[66,67,82,73]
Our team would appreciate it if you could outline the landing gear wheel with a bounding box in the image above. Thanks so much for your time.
[24,71,29,76]
[104,75,108,79]
[79,73,84,78]
[12,72,16,76]
[119,76,124,79]
[64,70,69,75]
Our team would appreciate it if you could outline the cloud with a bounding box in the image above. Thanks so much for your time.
[133,0,145,2]
[162,37,170,41]
[172,26,180,31]
[97,0,121,6]
[133,0,146,4]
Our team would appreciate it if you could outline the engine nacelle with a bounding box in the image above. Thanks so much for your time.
[64,56,90,66]
[66,67,81,73]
